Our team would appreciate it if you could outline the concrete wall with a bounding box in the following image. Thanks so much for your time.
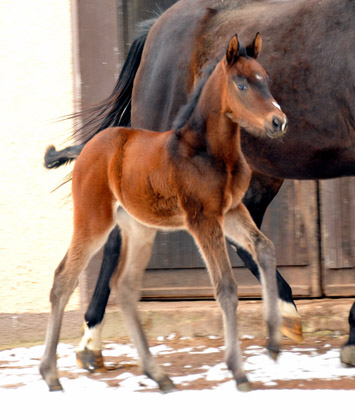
[0,0,79,314]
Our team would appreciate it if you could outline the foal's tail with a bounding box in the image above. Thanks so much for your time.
[44,18,155,170]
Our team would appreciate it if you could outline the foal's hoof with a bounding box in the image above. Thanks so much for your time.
[340,344,355,367]
[267,346,280,362]
[48,380,64,392]
[236,376,252,392]
[158,376,176,393]
[76,348,105,373]
[281,314,304,343]
[39,363,64,392]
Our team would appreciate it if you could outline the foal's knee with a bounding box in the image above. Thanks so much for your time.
[216,278,239,310]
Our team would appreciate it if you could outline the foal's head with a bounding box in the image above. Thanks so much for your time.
[223,33,287,139]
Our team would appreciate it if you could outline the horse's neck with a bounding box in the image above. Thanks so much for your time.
[182,64,241,164]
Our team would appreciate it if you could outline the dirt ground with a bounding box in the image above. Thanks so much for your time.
[3,335,353,392]
[77,336,355,391]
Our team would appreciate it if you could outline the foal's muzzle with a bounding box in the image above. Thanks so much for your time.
[265,115,288,138]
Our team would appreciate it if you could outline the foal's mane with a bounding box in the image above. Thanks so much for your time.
[172,60,218,133]
[172,41,249,135]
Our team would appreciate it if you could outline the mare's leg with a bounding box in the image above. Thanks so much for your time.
[234,172,302,342]
[340,300,355,366]
[113,211,174,392]
[186,213,251,391]
[39,223,114,391]
[224,204,282,358]
[76,226,121,371]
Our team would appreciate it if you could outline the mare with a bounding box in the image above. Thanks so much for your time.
[45,0,355,371]
[40,34,288,391]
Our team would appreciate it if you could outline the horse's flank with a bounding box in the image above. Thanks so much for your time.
[73,126,183,230]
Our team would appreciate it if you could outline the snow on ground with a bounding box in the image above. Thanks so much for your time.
[1,337,354,420]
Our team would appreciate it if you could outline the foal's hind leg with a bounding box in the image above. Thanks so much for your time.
[113,211,174,392]
[40,225,114,391]
[224,204,281,359]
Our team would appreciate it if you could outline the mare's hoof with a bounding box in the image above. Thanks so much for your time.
[158,376,176,393]
[281,314,304,343]
[236,377,252,392]
[76,348,105,373]
[340,344,355,367]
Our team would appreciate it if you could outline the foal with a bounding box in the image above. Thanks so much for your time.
[40,33,287,392]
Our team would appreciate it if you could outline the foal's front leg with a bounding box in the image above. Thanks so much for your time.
[224,204,282,358]
[187,214,250,391]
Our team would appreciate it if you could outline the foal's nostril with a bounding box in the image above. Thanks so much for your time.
[272,116,283,132]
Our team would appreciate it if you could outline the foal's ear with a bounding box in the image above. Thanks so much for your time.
[226,34,240,66]
[246,32,262,58]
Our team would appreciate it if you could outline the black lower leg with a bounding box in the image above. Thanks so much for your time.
[275,270,295,306]
[84,226,122,328]
[231,244,295,306]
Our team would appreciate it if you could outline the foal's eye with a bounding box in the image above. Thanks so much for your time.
[237,83,247,91]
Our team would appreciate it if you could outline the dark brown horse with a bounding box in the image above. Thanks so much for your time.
[40,34,287,391]
[45,0,355,372]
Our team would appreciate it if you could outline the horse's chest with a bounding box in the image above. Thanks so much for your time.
[224,166,252,210]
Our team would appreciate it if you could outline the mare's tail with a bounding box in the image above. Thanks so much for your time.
[44,144,85,169]
[44,18,155,170]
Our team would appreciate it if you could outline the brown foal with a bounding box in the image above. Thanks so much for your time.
[40,33,287,392]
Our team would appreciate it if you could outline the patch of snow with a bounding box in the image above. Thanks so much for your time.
[1,339,355,420]
[149,344,174,355]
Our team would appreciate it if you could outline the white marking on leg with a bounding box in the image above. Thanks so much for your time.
[76,323,103,352]
[279,299,301,319]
